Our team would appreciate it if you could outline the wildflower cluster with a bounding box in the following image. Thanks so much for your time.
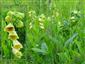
[4,11,24,58]
[70,10,81,26]
[28,10,36,29]
[28,11,46,30]
[38,14,46,29]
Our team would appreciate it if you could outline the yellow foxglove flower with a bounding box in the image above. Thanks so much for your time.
[39,14,45,22]
[12,48,23,58]
[28,11,36,17]
[29,22,33,29]
[40,14,45,19]
[13,40,23,50]
[4,23,15,32]
[40,25,45,29]
[39,22,44,26]
[8,31,19,40]
[7,11,15,16]
[29,25,33,29]
[39,18,42,22]
[5,15,13,22]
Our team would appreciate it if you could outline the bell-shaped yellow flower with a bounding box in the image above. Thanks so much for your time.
[39,22,45,29]
[13,40,23,50]
[5,15,13,22]
[12,48,23,58]
[4,23,15,32]
[8,31,19,40]
[40,25,45,29]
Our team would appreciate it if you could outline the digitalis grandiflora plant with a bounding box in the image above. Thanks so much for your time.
[4,11,24,58]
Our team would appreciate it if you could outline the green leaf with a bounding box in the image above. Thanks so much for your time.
[41,42,48,52]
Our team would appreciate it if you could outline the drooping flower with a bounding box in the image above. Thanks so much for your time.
[12,48,23,58]
[39,14,46,22]
[5,15,13,22]
[7,11,15,16]
[39,22,44,26]
[4,23,15,32]
[40,25,45,29]
[29,22,33,29]
[8,31,19,40]
[13,40,23,50]
[28,10,36,17]
[40,14,46,20]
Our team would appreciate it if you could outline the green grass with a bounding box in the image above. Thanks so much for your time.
[0,0,85,64]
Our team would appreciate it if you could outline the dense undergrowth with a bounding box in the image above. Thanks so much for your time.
[0,0,85,64]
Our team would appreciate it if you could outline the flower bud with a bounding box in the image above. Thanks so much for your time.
[4,23,15,32]
[13,40,23,50]
[39,22,44,26]
[29,22,33,29]
[8,31,19,40]
[5,15,12,22]
[15,20,24,28]
[7,11,15,16]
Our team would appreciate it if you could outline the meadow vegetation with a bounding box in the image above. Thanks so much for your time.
[0,0,85,64]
